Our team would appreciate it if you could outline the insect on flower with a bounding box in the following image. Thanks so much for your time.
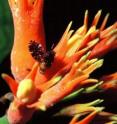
[29,40,55,73]
[0,0,117,124]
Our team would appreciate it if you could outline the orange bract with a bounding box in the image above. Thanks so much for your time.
[9,0,45,81]
[1,0,117,124]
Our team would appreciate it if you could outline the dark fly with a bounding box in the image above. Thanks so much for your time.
[29,40,55,74]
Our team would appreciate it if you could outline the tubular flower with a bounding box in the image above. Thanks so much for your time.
[56,99,104,124]
[2,54,103,123]
[9,0,46,81]
[1,0,117,124]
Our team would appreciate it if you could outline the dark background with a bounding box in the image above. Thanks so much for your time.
[0,0,117,123]
[44,0,117,47]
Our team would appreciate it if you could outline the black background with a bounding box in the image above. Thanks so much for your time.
[44,0,117,48]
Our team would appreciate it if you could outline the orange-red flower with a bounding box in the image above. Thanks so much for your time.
[9,0,45,81]
[1,0,117,124]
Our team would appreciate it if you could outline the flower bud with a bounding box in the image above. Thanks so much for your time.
[17,79,36,104]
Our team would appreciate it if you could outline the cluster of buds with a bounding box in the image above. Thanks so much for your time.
[0,0,117,124]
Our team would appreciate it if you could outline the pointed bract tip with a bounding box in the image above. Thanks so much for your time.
[35,102,46,111]
[97,10,102,15]
[85,10,88,15]
[95,107,105,112]
[1,73,7,78]
[68,21,73,29]
[96,59,104,68]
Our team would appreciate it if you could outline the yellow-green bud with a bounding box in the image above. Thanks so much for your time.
[16,79,36,104]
